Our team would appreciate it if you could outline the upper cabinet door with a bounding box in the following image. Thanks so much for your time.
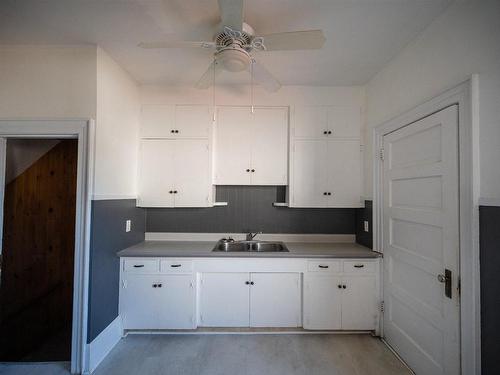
[138,139,175,207]
[326,140,362,207]
[214,107,253,185]
[174,139,211,207]
[174,105,212,138]
[327,106,361,138]
[251,107,288,185]
[293,106,328,139]
[140,105,175,138]
[291,140,328,207]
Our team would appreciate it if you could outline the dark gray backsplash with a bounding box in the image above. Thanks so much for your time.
[146,186,356,234]
[87,199,145,343]
[355,200,373,249]
[479,205,500,375]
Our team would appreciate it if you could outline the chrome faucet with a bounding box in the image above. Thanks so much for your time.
[246,231,262,241]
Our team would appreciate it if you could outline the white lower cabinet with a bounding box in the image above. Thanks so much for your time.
[303,268,378,330]
[303,275,342,329]
[199,272,301,328]
[199,273,250,327]
[119,257,379,332]
[121,274,195,329]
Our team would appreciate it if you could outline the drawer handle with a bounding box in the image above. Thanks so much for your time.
[170,264,182,268]
[318,265,329,269]
[354,264,365,268]
[133,264,145,268]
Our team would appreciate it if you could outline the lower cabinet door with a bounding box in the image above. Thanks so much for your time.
[157,275,195,329]
[199,273,250,327]
[303,274,342,330]
[121,275,162,329]
[249,273,301,327]
[341,275,378,330]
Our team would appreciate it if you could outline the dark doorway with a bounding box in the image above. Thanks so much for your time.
[0,139,78,362]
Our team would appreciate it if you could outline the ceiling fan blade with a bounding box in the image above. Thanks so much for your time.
[196,60,222,89]
[260,30,325,51]
[248,59,281,92]
[217,0,244,31]
[138,41,215,49]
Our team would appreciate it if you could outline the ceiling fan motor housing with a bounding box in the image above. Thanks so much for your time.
[214,23,254,72]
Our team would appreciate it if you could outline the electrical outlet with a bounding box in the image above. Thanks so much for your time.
[364,220,369,232]
[125,219,131,232]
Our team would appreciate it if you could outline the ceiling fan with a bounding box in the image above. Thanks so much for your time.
[138,0,326,92]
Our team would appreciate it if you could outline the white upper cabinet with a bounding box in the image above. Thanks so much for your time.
[138,139,212,207]
[290,105,363,207]
[293,106,361,139]
[214,107,253,185]
[214,106,288,185]
[293,106,328,139]
[174,105,212,138]
[138,139,175,207]
[140,105,175,138]
[141,104,212,138]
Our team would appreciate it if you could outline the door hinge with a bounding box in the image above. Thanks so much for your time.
[379,148,385,161]
[200,314,203,323]
[380,301,385,313]
[360,144,364,153]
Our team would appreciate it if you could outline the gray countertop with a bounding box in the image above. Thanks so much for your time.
[117,240,381,259]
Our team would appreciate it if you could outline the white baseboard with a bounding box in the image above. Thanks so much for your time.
[145,232,355,243]
[86,316,122,374]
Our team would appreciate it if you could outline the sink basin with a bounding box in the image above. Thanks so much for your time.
[212,240,289,252]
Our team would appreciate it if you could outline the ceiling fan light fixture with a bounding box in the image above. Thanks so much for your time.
[216,48,251,72]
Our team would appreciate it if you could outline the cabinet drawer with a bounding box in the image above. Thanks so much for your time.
[307,260,341,273]
[160,259,193,274]
[123,258,159,273]
[343,260,376,273]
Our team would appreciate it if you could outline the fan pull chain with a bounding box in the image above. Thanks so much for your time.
[212,57,216,123]
[251,59,255,114]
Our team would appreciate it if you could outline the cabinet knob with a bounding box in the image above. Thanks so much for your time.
[251,169,255,172]
[250,281,255,285]
[323,192,327,195]
[158,283,163,288]
[328,131,332,135]
[245,281,250,285]
[323,131,328,135]
[171,130,175,133]
[174,190,178,194]
[342,285,346,289]
[153,284,157,288]
[169,190,173,194]
[327,192,332,196]
[246,169,250,172]
[338,284,342,289]
[175,130,179,133]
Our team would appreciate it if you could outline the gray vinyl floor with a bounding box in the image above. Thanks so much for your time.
[0,334,411,375]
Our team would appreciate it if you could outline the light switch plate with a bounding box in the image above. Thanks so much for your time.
[125,219,131,232]
[364,220,369,232]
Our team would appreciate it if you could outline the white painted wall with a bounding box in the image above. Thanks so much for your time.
[141,85,365,108]
[364,0,500,201]
[95,48,140,198]
[0,45,141,198]
[0,45,97,118]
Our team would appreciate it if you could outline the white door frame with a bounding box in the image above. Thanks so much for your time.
[0,119,95,375]
[373,77,481,375]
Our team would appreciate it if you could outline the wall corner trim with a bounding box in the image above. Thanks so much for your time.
[86,316,122,374]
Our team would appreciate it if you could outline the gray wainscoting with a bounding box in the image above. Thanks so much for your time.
[355,200,373,249]
[146,186,356,234]
[479,205,500,375]
[87,199,145,343]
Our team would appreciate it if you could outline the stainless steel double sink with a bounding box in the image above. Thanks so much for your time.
[212,239,289,253]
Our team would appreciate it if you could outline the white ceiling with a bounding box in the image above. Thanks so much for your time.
[0,0,452,86]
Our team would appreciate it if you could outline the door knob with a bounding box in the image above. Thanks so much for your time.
[438,269,452,298]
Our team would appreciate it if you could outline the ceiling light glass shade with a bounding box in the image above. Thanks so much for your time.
[217,49,251,72]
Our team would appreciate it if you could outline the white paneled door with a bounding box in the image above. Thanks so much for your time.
[383,105,460,375]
